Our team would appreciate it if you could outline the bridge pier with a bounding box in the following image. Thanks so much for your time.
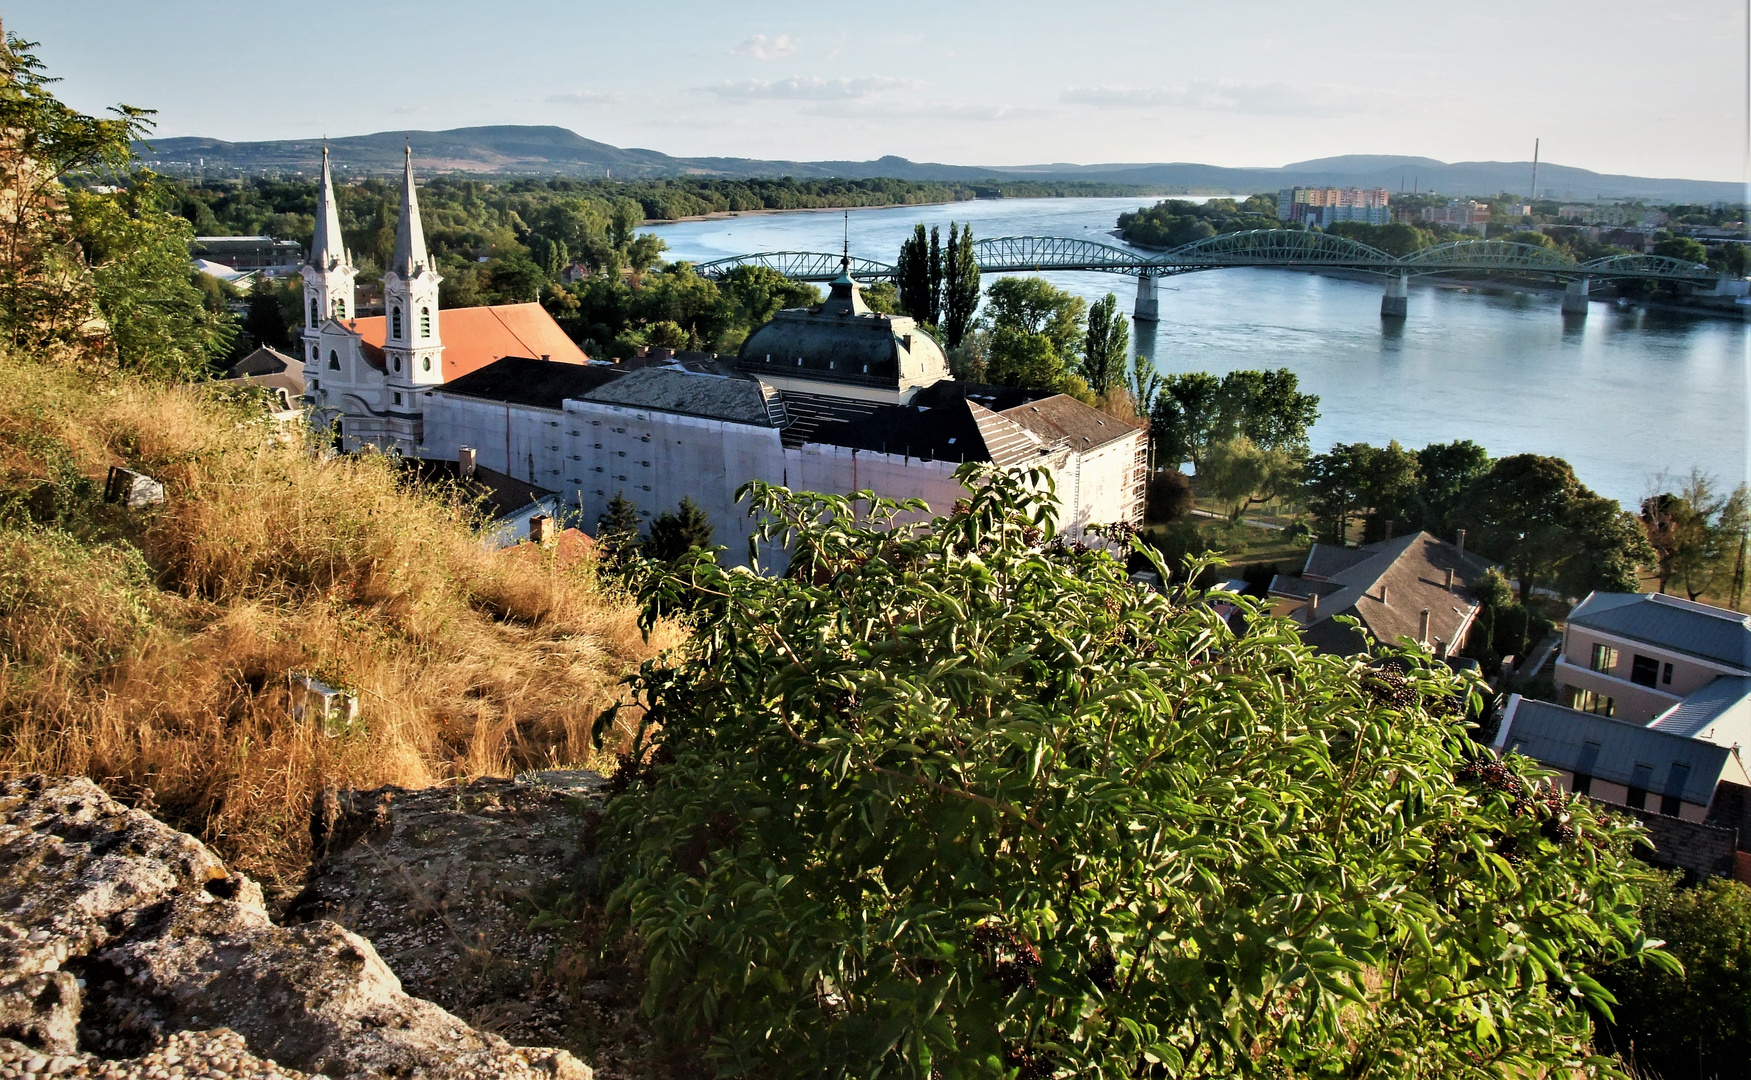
[1561,276,1590,317]
[1134,273,1159,322]
[1380,271,1409,319]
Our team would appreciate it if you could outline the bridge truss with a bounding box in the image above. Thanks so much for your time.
[693,230,1714,286]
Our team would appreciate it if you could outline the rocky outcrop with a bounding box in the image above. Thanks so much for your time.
[290,772,648,1069]
[0,775,591,1080]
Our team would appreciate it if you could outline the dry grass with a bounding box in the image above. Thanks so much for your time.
[0,355,678,886]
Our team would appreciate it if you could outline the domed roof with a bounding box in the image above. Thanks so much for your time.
[739,268,949,397]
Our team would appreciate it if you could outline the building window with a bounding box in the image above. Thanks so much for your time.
[391,306,402,339]
[1630,655,1659,688]
[393,356,401,373]
[1660,763,1690,818]
[1567,687,1616,717]
[1662,662,1673,685]
[1572,741,1601,797]
[328,350,340,371]
[310,344,319,361]
[1626,763,1653,810]
[420,307,431,337]
[310,298,319,327]
[1589,643,1617,674]
[393,392,402,405]
[333,297,345,320]
[422,356,431,372]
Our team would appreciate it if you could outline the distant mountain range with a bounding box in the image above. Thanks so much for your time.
[137,125,1743,203]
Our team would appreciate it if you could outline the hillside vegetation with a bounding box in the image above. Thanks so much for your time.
[0,356,670,882]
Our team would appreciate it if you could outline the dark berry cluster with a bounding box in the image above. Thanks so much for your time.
[1004,1045,1055,1080]
[1363,668,1420,709]
[1456,758,1524,798]
[971,923,1042,993]
[1087,947,1118,992]
[607,743,676,796]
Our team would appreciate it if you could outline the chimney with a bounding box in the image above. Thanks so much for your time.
[1445,567,1456,590]
[1306,593,1319,621]
[1455,529,1467,558]
[458,445,477,480]
[1379,584,1388,605]
[1419,608,1432,643]
[1384,519,1395,540]
[529,513,552,545]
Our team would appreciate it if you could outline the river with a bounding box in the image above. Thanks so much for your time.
[645,197,1748,508]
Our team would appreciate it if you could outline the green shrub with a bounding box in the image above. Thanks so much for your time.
[602,465,1664,1079]
[1598,872,1751,1080]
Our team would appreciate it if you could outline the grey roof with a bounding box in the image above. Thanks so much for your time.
[998,396,1143,454]
[310,146,349,271]
[1286,533,1496,656]
[1303,545,1376,580]
[1503,698,1739,806]
[389,146,430,277]
[739,274,949,393]
[582,366,774,425]
[440,356,624,409]
[1567,591,1751,671]
[1651,675,1751,746]
[1267,575,1342,601]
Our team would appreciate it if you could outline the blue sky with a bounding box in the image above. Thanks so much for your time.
[10,0,1745,180]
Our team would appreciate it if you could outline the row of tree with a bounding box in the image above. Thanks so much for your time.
[893,222,979,348]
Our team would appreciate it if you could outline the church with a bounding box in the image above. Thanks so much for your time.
[299,149,1146,565]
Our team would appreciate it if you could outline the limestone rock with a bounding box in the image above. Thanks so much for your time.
[0,775,591,1080]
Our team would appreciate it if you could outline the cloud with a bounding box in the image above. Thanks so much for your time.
[698,76,915,101]
[1060,80,1367,116]
[803,98,1044,122]
[545,90,624,105]
[731,34,798,60]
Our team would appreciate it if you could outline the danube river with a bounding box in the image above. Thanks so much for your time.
[646,197,1748,508]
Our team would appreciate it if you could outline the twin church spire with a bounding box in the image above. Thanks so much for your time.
[302,142,442,386]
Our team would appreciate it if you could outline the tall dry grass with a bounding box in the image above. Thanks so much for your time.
[0,357,677,886]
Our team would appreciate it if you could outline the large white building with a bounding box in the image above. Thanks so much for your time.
[298,150,1146,565]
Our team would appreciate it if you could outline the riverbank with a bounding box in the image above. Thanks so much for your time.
[645,200,957,225]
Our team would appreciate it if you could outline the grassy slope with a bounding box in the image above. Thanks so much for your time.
[0,355,672,886]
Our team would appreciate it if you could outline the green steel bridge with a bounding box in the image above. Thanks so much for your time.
[692,231,1718,320]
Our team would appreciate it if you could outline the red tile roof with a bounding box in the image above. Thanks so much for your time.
[346,303,587,380]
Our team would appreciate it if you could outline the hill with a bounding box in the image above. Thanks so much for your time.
[138,125,1743,202]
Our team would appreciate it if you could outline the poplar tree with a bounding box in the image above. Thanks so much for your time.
[1079,292,1129,392]
[926,224,942,328]
[941,222,981,349]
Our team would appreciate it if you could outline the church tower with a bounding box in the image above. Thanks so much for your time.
[300,145,355,375]
[381,145,443,389]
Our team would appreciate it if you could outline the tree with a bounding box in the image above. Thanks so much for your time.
[644,495,713,563]
[1464,454,1655,601]
[926,225,942,329]
[1149,371,1223,468]
[940,222,980,349]
[237,277,293,356]
[896,223,940,327]
[595,492,642,577]
[1644,471,1750,602]
[1124,351,1162,419]
[1598,873,1751,1080]
[858,280,898,314]
[984,325,1067,392]
[605,465,1665,1080]
[1144,468,1194,523]
[982,276,1085,360]
[1149,368,1318,473]
[1302,441,1418,545]
[1415,440,1493,538]
[1652,235,1708,266]
[1079,292,1128,393]
[1200,436,1299,521]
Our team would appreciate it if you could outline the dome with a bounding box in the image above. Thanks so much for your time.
[738,268,949,399]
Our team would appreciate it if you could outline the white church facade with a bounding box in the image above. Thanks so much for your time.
[297,150,1146,564]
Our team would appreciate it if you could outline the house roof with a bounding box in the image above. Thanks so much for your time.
[223,346,305,398]
[405,459,557,523]
[1283,532,1496,656]
[346,303,588,382]
[439,356,624,409]
[581,366,774,425]
[1651,675,1751,747]
[1567,591,1751,671]
[1502,698,1749,806]
[793,381,1002,462]
[998,396,1142,454]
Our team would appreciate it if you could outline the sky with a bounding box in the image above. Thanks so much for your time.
[9,0,1747,181]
